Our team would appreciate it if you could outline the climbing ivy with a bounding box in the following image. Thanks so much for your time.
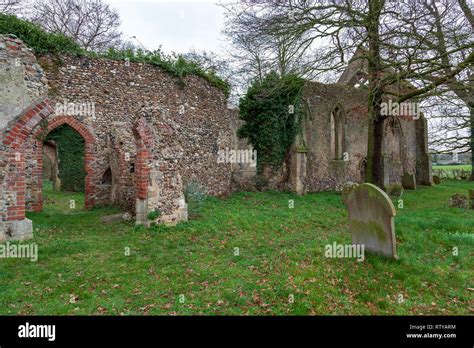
[46,125,85,192]
[0,14,82,55]
[238,72,306,172]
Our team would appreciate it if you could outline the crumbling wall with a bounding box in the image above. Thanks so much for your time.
[300,81,369,191]
[415,115,434,185]
[0,34,238,232]
[0,34,432,236]
[286,81,424,193]
[0,34,49,240]
[40,53,235,208]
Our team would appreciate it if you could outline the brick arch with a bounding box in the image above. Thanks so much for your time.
[2,100,53,222]
[43,116,96,144]
[33,115,98,211]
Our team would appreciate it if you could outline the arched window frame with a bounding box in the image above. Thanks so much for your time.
[330,105,346,160]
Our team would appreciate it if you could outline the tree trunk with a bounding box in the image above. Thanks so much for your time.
[470,104,474,180]
[365,0,385,188]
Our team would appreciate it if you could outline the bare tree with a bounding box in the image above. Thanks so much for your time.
[0,0,20,14]
[26,0,122,51]
[183,49,240,102]
[222,0,474,185]
[379,0,473,178]
[223,0,389,186]
[426,94,470,155]
[221,2,320,91]
[222,3,272,89]
[183,50,231,77]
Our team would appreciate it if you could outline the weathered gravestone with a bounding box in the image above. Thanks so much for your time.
[341,182,359,205]
[401,172,416,190]
[100,213,131,224]
[346,183,398,259]
[432,175,441,184]
[448,194,469,209]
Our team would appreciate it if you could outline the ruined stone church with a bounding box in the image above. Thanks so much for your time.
[0,35,432,240]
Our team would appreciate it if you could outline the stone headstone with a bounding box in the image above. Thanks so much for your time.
[122,212,132,221]
[433,175,440,184]
[346,183,398,259]
[100,214,124,224]
[401,172,416,190]
[448,194,469,209]
[341,182,359,205]
[100,212,132,224]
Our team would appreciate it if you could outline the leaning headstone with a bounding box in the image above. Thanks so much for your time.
[469,190,474,210]
[448,194,469,209]
[122,212,132,221]
[433,175,441,184]
[100,214,124,224]
[100,212,132,224]
[346,183,398,259]
[401,172,416,190]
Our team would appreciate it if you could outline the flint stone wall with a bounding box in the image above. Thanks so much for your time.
[0,34,246,233]
[35,53,239,209]
[0,34,48,239]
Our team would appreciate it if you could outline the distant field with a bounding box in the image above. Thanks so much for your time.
[433,165,471,171]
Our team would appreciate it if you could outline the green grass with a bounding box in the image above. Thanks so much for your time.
[433,165,471,171]
[0,181,472,315]
[432,165,472,180]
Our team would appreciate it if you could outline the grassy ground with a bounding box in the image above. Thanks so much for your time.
[433,165,472,171]
[0,181,472,315]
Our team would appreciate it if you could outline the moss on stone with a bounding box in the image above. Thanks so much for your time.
[350,219,388,242]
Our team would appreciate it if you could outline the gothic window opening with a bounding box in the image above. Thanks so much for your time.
[330,105,345,160]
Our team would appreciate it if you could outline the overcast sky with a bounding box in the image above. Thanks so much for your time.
[105,0,228,54]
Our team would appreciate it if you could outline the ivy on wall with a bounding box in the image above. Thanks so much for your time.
[238,72,306,172]
[46,125,85,192]
[0,14,82,55]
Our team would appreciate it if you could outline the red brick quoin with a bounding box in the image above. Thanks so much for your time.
[2,100,98,222]
[132,118,156,200]
[3,100,52,221]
